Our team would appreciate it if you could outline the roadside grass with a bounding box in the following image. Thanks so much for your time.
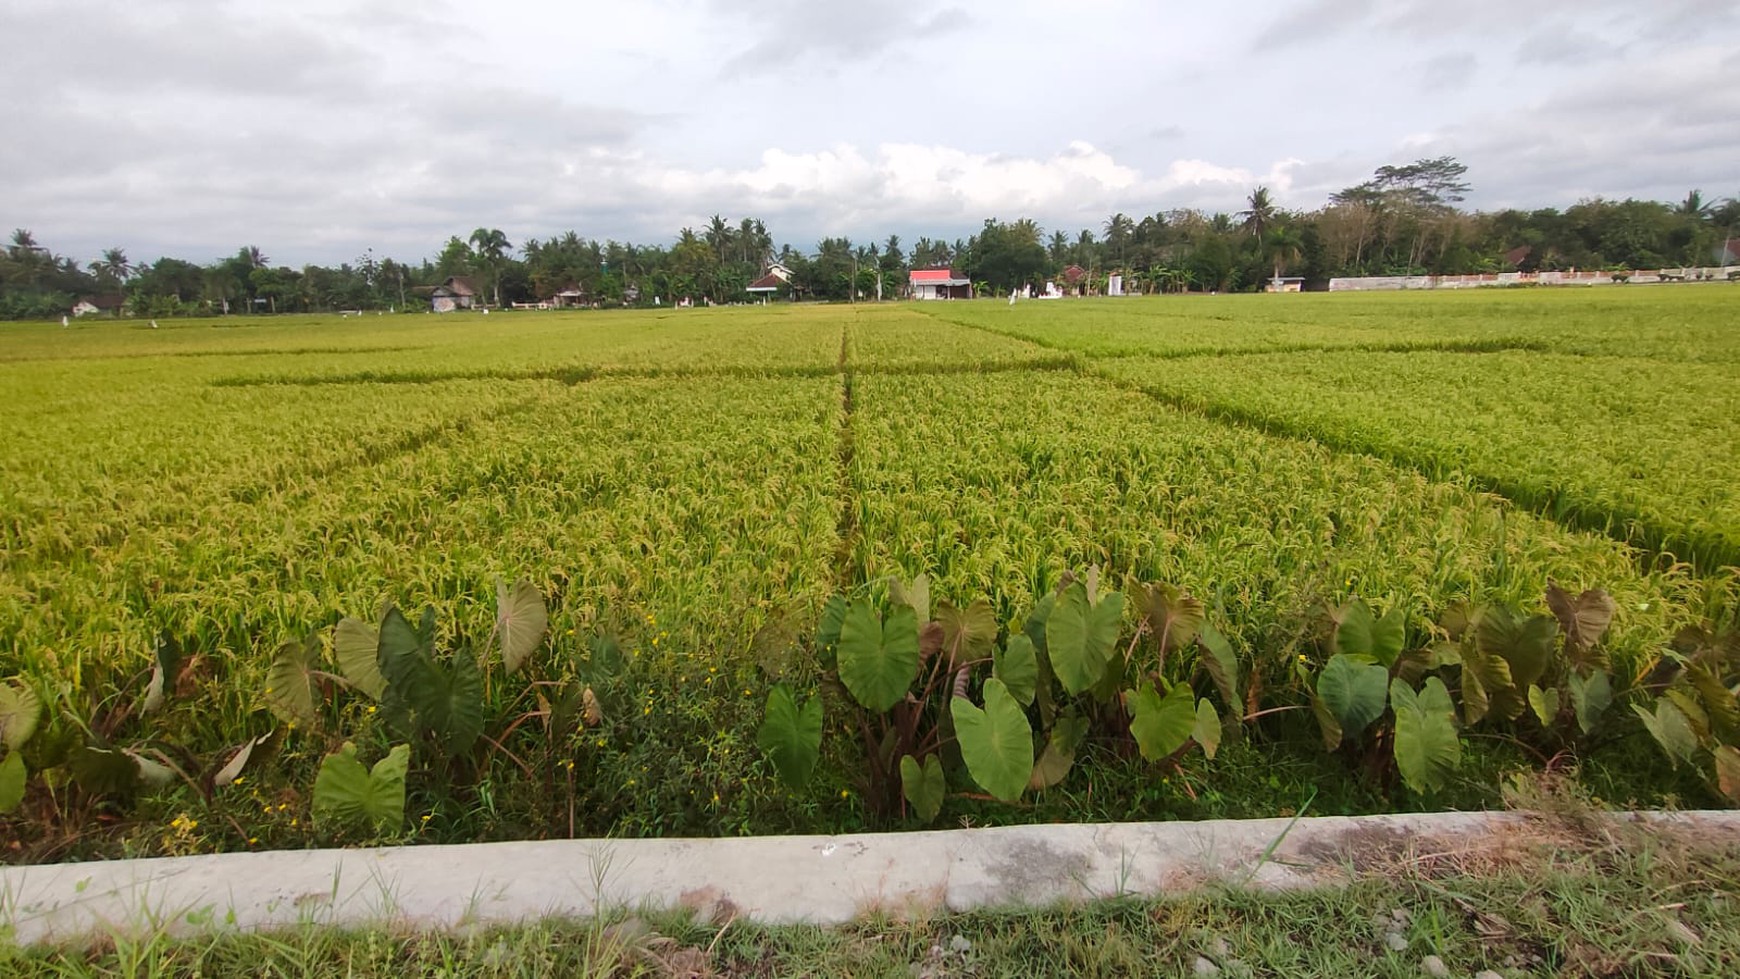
[8,787,1739,976]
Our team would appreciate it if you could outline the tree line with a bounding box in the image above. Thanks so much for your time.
[3,158,1735,319]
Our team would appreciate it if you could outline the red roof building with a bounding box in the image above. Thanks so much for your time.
[909,268,971,300]
[747,262,793,298]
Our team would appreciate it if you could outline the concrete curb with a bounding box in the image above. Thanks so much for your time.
[4,810,1737,944]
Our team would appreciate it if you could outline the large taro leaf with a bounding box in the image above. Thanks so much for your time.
[332,618,387,700]
[1127,682,1196,761]
[495,577,548,675]
[889,574,931,624]
[1132,581,1204,656]
[1688,664,1740,742]
[377,609,484,754]
[1568,669,1612,735]
[313,742,410,835]
[900,754,945,823]
[69,745,143,796]
[1046,583,1123,696]
[1392,678,1460,795]
[1028,713,1087,791]
[1476,606,1558,702]
[756,685,822,789]
[837,600,921,713]
[1459,643,1501,725]
[1193,699,1222,760]
[1313,694,1344,751]
[951,678,1033,802]
[0,751,25,812]
[1334,600,1407,668]
[993,635,1038,708]
[1545,582,1616,670]
[1716,745,1740,805]
[415,651,485,755]
[1316,654,1390,742]
[263,634,322,728]
[1633,698,1698,768]
[0,679,42,749]
[1527,685,1562,728]
[936,599,997,666]
[1196,623,1240,710]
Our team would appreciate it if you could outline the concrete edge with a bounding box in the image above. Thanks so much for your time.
[3,809,1737,945]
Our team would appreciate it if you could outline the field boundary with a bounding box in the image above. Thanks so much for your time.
[4,810,1735,945]
[209,357,1081,389]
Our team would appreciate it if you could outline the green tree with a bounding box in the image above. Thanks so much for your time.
[468,228,511,306]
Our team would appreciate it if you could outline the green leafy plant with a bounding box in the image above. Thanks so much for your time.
[312,742,411,835]
[0,678,43,812]
[762,570,1239,825]
[1634,618,1740,802]
[1311,599,1464,794]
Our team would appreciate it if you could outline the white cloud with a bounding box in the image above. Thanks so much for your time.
[2,0,1736,264]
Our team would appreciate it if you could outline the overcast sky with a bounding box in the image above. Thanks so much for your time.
[4,0,1737,266]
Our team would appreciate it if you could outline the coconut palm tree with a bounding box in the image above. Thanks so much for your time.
[468,227,511,306]
[1264,226,1304,287]
[89,247,132,295]
[1239,187,1276,241]
[1675,190,1713,222]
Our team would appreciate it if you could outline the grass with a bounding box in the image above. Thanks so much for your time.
[0,291,1736,861]
[7,785,1739,976]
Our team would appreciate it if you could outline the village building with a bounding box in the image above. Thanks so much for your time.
[70,294,124,317]
[746,262,793,300]
[547,284,585,308]
[908,268,971,300]
[1061,264,1089,296]
[430,276,481,312]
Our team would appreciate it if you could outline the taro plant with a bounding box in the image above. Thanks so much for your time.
[1445,583,1617,748]
[260,576,572,837]
[1014,571,1234,768]
[758,569,1239,826]
[0,677,43,813]
[1632,618,1740,803]
[1313,584,1624,796]
[3,636,222,814]
[760,574,998,822]
[1312,599,1462,795]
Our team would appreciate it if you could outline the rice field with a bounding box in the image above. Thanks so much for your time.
[0,287,1735,855]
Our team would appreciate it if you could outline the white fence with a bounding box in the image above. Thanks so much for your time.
[1328,267,1738,292]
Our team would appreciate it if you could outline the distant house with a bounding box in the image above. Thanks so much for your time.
[909,268,971,300]
[1504,245,1533,269]
[548,284,585,308]
[746,262,793,300]
[1264,276,1305,293]
[1722,239,1740,266]
[1061,264,1089,296]
[430,276,481,312]
[70,294,124,317]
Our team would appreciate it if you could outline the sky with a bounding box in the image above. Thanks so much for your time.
[4,0,1737,267]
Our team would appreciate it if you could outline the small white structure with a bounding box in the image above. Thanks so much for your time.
[1107,274,1124,296]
